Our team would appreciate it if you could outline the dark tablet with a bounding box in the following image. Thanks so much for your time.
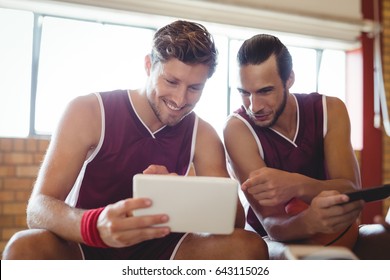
[346,184,390,203]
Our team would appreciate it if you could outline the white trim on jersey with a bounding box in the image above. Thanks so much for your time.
[65,92,106,207]
[322,94,328,138]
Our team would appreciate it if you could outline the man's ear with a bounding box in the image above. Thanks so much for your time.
[286,70,295,89]
[145,54,152,76]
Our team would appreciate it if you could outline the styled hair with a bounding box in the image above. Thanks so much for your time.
[151,20,218,78]
[237,34,292,85]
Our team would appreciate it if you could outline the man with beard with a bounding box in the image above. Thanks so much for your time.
[223,34,390,259]
[2,20,268,260]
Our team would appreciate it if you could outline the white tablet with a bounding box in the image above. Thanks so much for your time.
[132,174,238,234]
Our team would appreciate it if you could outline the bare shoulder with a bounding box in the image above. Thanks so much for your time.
[223,115,259,159]
[28,94,103,201]
[224,115,247,133]
[223,115,254,145]
[193,117,228,176]
[196,117,221,144]
[65,93,100,117]
[324,95,350,129]
[53,93,101,147]
[325,96,348,116]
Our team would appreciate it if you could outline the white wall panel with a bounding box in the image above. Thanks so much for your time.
[0,0,375,48]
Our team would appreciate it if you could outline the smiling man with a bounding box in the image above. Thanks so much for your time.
[3,20,268,260]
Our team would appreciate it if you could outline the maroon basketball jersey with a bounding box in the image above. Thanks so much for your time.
[67,89,196,209]
[66,89,197,259]
[233,92,328,236]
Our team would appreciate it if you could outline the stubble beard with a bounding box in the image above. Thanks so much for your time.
[147,96,188,127]
[249,89,288,128]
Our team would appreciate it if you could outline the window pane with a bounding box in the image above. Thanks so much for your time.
[318,49,346,101]
[35,17,154,134]
[194,35,229,138]
[289,47,317,93]
[2,8,350,138]
[228,39,244,115]
[0,8,33,137]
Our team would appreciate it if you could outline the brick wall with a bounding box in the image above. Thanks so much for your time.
[382,0,390,212]
[0,137,49,256]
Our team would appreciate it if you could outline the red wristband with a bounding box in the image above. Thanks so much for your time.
[80,207,109,248]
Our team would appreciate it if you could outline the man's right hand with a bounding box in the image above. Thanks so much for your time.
[96,198,171,248]
[305,190,363,235]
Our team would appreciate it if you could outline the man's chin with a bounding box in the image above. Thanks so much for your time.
[164,117,185,127]
[166,111,193,126]
[251,118,271,128]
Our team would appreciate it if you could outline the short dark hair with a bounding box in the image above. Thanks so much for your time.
[237,34,292,85]
[151,20,218,78]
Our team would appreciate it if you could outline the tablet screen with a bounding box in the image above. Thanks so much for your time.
[133,174,238,234]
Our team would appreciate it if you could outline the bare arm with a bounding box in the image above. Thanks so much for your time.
[193,119,228,177]
[27,94,170,247]
[294,96,361,202]
[27,94,101,242]
[223,97,362,241]
[323,96,361,190]
[242,97,360,206]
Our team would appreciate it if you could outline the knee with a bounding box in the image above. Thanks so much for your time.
[354,224,390,260]
[232,229,269,260]
[2,229,41,260]
[2,229,80,260]
[264,237,288,260]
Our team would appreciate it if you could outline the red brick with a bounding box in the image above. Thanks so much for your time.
[0,216,15,227]
[16,165,39,177]
[15,190,32,202]
[0,139,13,152]
[38,139,50,152]
[3,203,27,215]
[34,154,45,164]
[0,191,15,202]
[3,153,34,165]
[26,139,38,152]
[0,241,7,254]
[13,139,26,152]
[3,178,34,190]
[0,166,16,177]
[14,215,28,227]
[2,228,25,240]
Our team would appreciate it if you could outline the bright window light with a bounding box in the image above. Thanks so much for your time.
[194,35,229,139]
[35,16,153,134]
[0,8,352,142]
[0,8,33,137]
[318,50,346,101]
[289,47,317,94]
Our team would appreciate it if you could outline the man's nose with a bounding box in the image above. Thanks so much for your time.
[171,87,187,108]
[249,94,264,113]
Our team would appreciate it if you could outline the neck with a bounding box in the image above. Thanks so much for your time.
[130,89,165,132]
[271,94,297,141]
